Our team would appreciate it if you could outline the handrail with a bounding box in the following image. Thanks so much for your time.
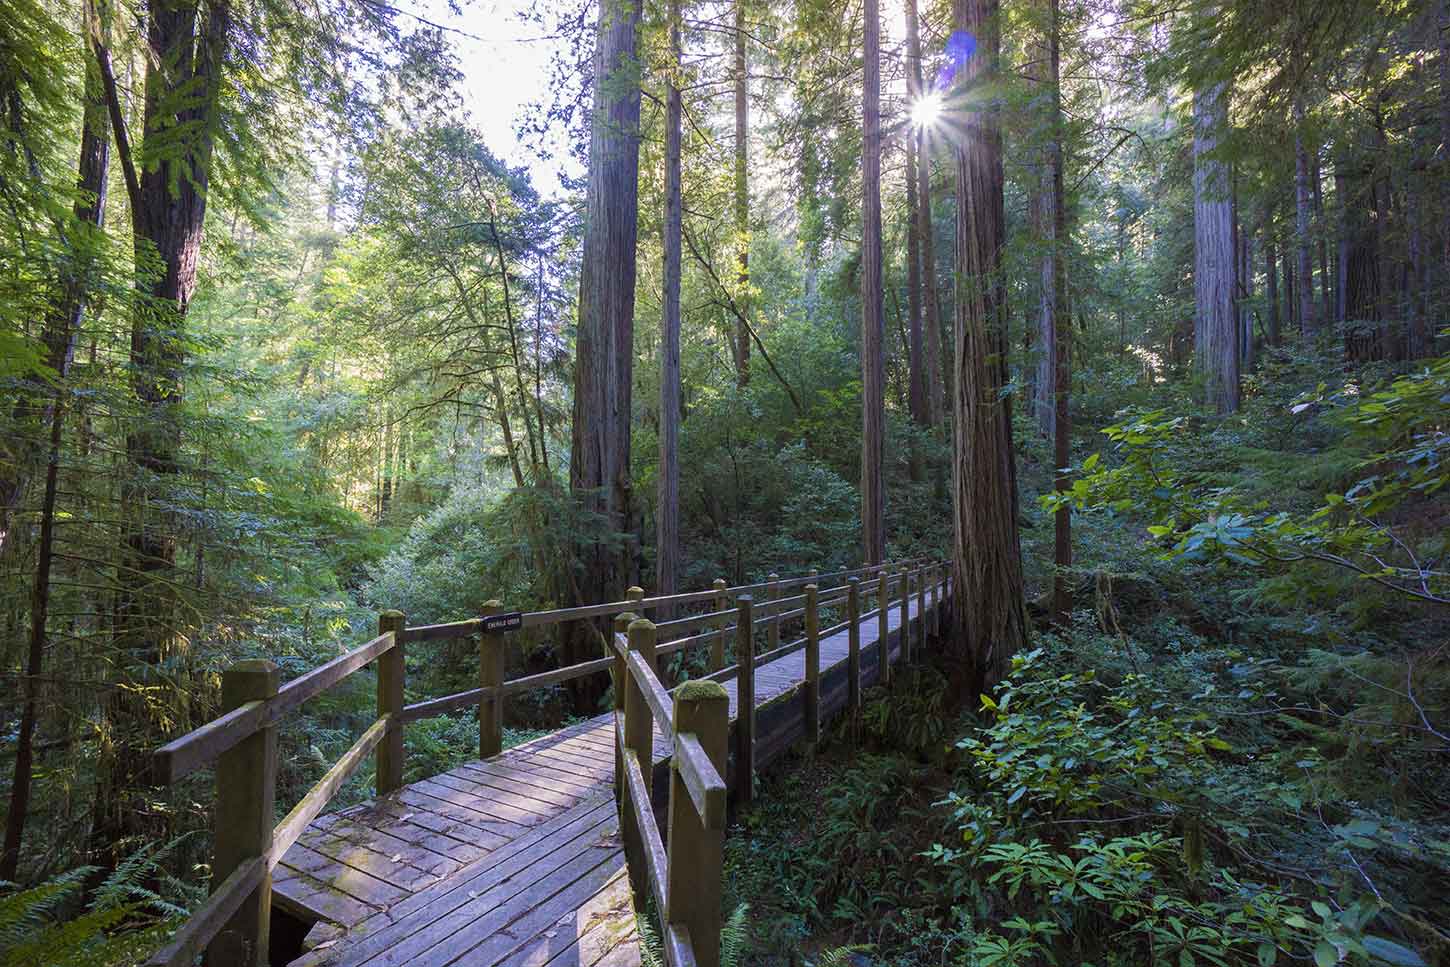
[613,563,951,967]
[146,556,949,967]
[616,618,729,967]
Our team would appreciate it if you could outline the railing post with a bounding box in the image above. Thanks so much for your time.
[622,618,657,891]
[876,569,890,687]
[847,578,862,744]
[377,610,406,795]
[712,578,728,671]
[210,660,278,967]
[803,583,820,750]
[930,563,939,637]
[667,681,729,967]
[767,572,780,653]
[611,611,637,803]
[917,565,927,649]
[899,567,912,666]
[478,601,504,759]
[734,595,755,805]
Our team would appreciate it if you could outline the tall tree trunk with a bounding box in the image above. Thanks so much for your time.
[1032,161,1056,439]
[1313,156,1331,328]
[861,0,885,565]
[1046,0,1071,627]
[0,41,110,883]
[950,0,1027,697]
[91,0,230,867]
[1192,81,1240,413]
[1265,223,1281,347]
[1338,153,1382,362]
[732,0,750,386]
[1294,107,1318,339]
[657,0,683,616]
[905,134,928,445]
[568,0,641,708]
[907,0,943,428]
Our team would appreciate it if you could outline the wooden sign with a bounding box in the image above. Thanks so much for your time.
[482,612,523,633]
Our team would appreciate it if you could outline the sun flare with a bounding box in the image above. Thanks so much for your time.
[910,91,943,128]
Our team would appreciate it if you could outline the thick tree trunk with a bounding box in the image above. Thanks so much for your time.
[732,0,750,386]
[950,0,1027,697]
[93,0,229,867]
[861,0,885,565]
[0,48,110,883]
[1046,0,1071,627]
[568,0,641,706]
[1192,81,1239,413]
[906,0,943,428]
[1338,155,1382,362]
[657,0,682,615]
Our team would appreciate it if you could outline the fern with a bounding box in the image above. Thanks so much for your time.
[0,840,188,967]
[719,902,749,967]
[814,943,874,967]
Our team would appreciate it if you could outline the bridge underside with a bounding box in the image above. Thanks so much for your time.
[279,585,948,967]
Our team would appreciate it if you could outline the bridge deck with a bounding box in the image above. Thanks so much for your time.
[280,585,940,967]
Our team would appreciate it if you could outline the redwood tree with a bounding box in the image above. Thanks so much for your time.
[657,0,683,613]
[1192,80,1240,413]
[949,0,1027,696]
[569,0,641,698]
[861,0,885,565]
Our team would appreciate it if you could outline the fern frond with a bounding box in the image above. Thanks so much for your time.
[719,902,750,967]
[815,943,874,967]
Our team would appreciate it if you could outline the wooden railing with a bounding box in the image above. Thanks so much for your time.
[143,557,949,966]
[608,560,950,966]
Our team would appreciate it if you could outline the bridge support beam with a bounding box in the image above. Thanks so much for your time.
[377,611,406,794]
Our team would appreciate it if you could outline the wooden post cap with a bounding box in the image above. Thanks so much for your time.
[627,586,645,601]
[222,660,280,705]
[627,617,656,639]
[675,680,728,705]
[713,578,726,590]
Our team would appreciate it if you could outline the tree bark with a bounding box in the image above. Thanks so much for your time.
[568,0,641,705]
[0,37,110,883]
[1313,156,1331,329]
[732,0,750,386]
[861,0,886,566]
[906,0,944,429]
[905,135,928,441]
[1046,0,1071,627]
[1265,222,1280,346]
[950,0,1028,697]
[1294,105,1317,339]
[1192,81,1239,413]
[91,0,230,867]
[657,0,683,616]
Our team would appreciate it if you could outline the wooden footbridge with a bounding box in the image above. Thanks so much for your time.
[145,559,952,967]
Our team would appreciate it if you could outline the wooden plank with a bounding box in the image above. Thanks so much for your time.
[674,733,726,830]
[289,804,620,967]
[394,786,534,841]
[273,717,388,867]
[278,842,409,910]
[422,770,560,820]
[333,798,500,859]
[403,778,545,830]
[307,817,463,881]
[146,856,265,967]
[447,762,583,808]
[376,848,627,967]
[301,829,451,894]
[339,829,623,966]
[484,755,608,794]
[404,619,481,642]
[627,650,674,740]
[622,751,668,914]
[494,870,636,967]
